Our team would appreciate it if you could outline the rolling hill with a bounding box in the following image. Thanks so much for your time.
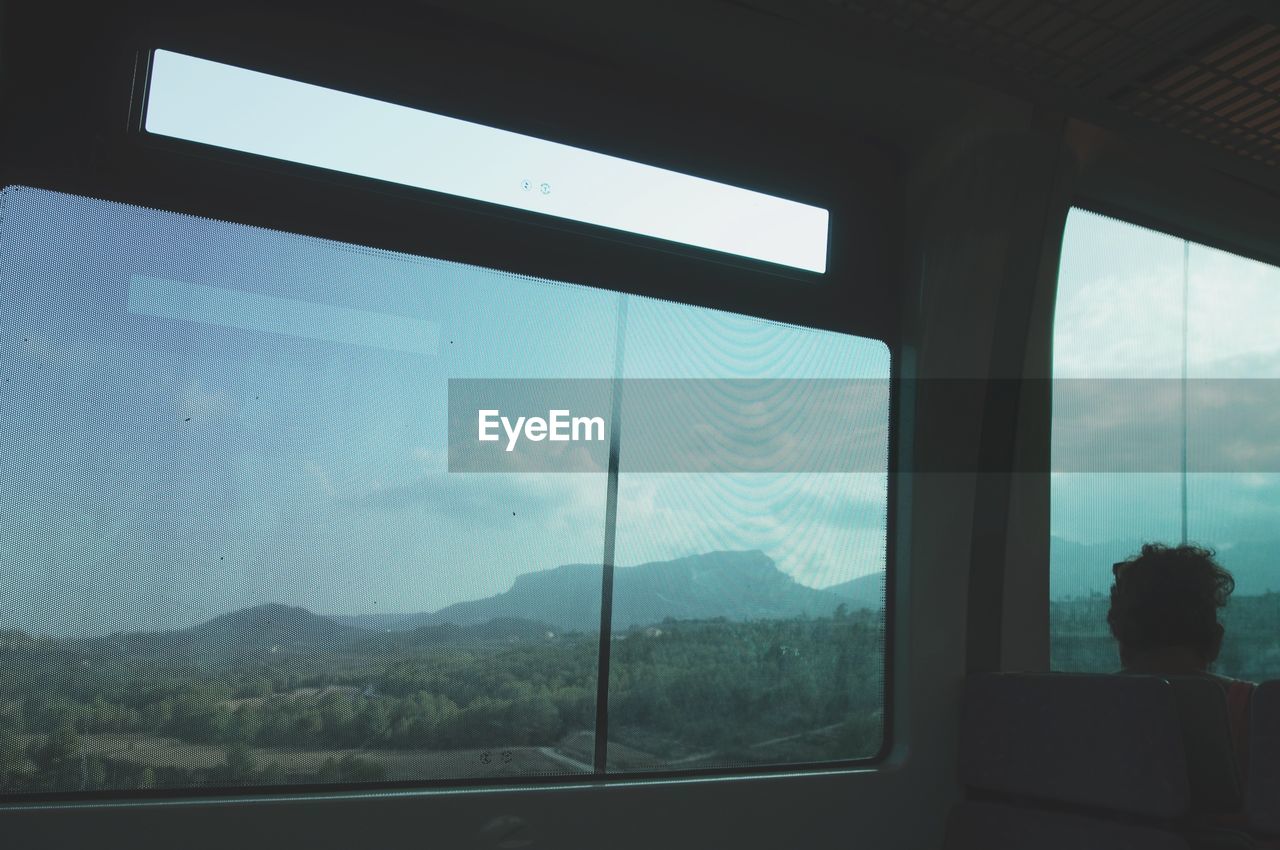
[81,603,364,660]
[75,552,888,655]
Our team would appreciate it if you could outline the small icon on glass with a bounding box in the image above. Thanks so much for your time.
[520,179,531,191]
[540,182,551,195]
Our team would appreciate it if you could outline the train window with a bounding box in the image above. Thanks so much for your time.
[606,297,890,771]
[1050,207,1280,680]
[0,184,889,798]
[143,50,831,274]
[0,185,617,794]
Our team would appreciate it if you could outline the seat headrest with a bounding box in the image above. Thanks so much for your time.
[1248,680,1280,836]
[1163,676,1242,814]
[961,673,1190,818]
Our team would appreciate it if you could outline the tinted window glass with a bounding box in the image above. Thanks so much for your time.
[0,186,889,797]
[0,186,613,792]
[1051,207,1280,679]
[606,298,890,770]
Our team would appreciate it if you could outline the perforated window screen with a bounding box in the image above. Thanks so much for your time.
[1051,207,1280,679]
[0,187,889,796]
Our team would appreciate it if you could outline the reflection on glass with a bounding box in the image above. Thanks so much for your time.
[606,296,890,770]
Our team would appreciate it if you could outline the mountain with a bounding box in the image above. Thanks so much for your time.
[417,616,559,642]
[71,552,885,657]
[183,603,360,651]
[354,617,562,651]
[83,603,364,659]
[408,550,861,632]
[825,572,885,609]
[1210,540,1280,596]
[333,611,417,631]
[1050,536,1280,599]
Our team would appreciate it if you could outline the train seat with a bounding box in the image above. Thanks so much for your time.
[945,672,1253,850]
[1248,680,1280,837]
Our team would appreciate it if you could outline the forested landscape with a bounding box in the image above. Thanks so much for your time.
[9,541,1279,798]
[0,552,885,795]
[1051,591,1280,681]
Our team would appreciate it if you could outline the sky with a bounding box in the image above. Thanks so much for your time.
[6,198,1279,635]
[0,187,888,636]
[1052,207,1280,596]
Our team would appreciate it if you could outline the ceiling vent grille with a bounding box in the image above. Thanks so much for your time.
[1110,20,1280,166]
[794,0,1280,169]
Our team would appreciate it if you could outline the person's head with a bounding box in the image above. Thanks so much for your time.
[1107,542,1235,672]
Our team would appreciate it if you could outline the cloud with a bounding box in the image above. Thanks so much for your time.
[304,461,336,497]
[356,465,607,531]
[1050,471,1280,545]
[176,380,237,421]
[613,472,887,586]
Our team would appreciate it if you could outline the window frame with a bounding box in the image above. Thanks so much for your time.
[0,16,902,805]
[138,49,834,275]
[115,43,894,337]
[1045,193,1280,675]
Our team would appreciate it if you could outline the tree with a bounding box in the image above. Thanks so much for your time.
[507,696,561,745]
[222,744,256,782]
[0,700,23,735]
[229,706,262,744]
[0,728,25,786]
[37,718,82,791]
[317,756,340,782]
[317,754,385,782]
[85,756,107,790]
[336,754,385,782]
[354,700,390,744]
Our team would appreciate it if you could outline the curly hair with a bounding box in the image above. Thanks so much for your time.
[1107,542,1235,660]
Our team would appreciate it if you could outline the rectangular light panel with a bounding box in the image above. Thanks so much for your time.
[144,50,830,273]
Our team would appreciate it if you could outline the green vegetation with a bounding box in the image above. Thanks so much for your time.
[0,610,883,794]
[1051,592,1280,682]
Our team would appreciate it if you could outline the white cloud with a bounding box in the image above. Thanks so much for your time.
[304,461,337,497]
[613,472,887,587]
[176,380,237,421]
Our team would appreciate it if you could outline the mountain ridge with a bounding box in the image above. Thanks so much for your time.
[69,552,888,648]
[405,550,872,632]
[1050,536,1280,598]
